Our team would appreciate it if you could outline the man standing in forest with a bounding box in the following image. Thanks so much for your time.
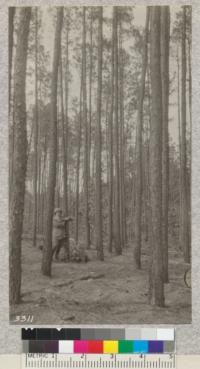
[52,208,73,261]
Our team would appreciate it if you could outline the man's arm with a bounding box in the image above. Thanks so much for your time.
[53,218,65,228]
[63,216,74,223]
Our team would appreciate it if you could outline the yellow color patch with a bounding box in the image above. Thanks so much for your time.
[103,340,118,354]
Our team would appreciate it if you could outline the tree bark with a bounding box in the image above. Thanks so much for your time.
[9,8,31,304]
[88,8,93,187]
[9,7,15,108]
[134,8,150,269]
[113,7,122,255]
[144,65,151,244]
[188,37,192,133]
[177,49,182,170]
[60,40,69,260]
[41,8,63,276]
[64,18,70,256]
[33,8,39,247]
[95,7,104,260]
[119,20,126,250]
[75,67,83,244]
[82,8,90,249]
[149,6,165,307]
[9,7,16,201]
[180,6,190,263]
[176,49,182,245]
[108,10,115,253]
[161,6,170,283]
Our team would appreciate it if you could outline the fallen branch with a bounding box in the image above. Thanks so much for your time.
[21,273,105,298]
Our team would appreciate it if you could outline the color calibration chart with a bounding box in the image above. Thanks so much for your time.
[21,328,176,369]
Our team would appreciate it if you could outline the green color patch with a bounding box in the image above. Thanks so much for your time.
[118,340,133,353]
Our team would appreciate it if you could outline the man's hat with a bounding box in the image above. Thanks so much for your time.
[54,208,62,215]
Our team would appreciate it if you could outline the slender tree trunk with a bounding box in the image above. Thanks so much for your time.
[108,11,115,253]
[134,8,150,268]
[144,137,150,243]
[177,50,182,169]
[56,102,60,208]
[105,94,110,185]
[149,6,165,307]
[26,124,34,229]
[9,7,15,108]
[75,67,83,244]
[60,46,69,260]
[145,68,151,243]
[187,37,192,258]
[89,8,93,186]
[9,8,31,305]
[37,140,42,234]
[9,7,16,201]
[130,127,137,243]
[119,21,126,249]
[161,6,170,283]
[95,7,104,260]
[41,134,47,234]
[33,8,39,247]
[37,79,42,235]
[180,7,190,263]
[42,8,63,276]
[82,8,90,249]
[188,39,192,131]
[176,49,182,246]
[113,7,122,255]
[64,19,70,254]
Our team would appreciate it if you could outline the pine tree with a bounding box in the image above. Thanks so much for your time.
[41,8,64,276]
[9,8,31,304]
[149,6,165,307]
[113,7,122,255]
[134,8,150,269]
[95,7,104,260]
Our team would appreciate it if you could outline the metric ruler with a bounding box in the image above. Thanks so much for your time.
[21,353,176,369]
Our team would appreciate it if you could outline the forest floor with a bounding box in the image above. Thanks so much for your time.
[10,238,191,325]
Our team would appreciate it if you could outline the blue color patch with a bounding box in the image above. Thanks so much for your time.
[133,340,148,353]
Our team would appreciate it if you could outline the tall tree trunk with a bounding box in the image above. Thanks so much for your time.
[119,20,126,250]
[89,8,93,187]
[180,6,190,263]
[60,43,69,260]
[33,8,39,247]
[9,7,16,201]
[75,68,83,244]
[64,18,70,255]
[37,83,42,235]
[188,29,192,132]
[134,8,150,268]
[144,66,151,244]
[149,6,165,307]
[95,7,104,260]
[41,8,63,276]
[161,6,170,283]
[130,127,137,243]
[187,34,192,258]
[105,94,110,186]
[42,130,48,234]
[108,10,115,253]
[113,7,122,255]
[82,8,90,249]
[9,7,15,108]
[56,103,60,208]
[177,49,182,244]
[9,8,31,305]
[177,49,182,170]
